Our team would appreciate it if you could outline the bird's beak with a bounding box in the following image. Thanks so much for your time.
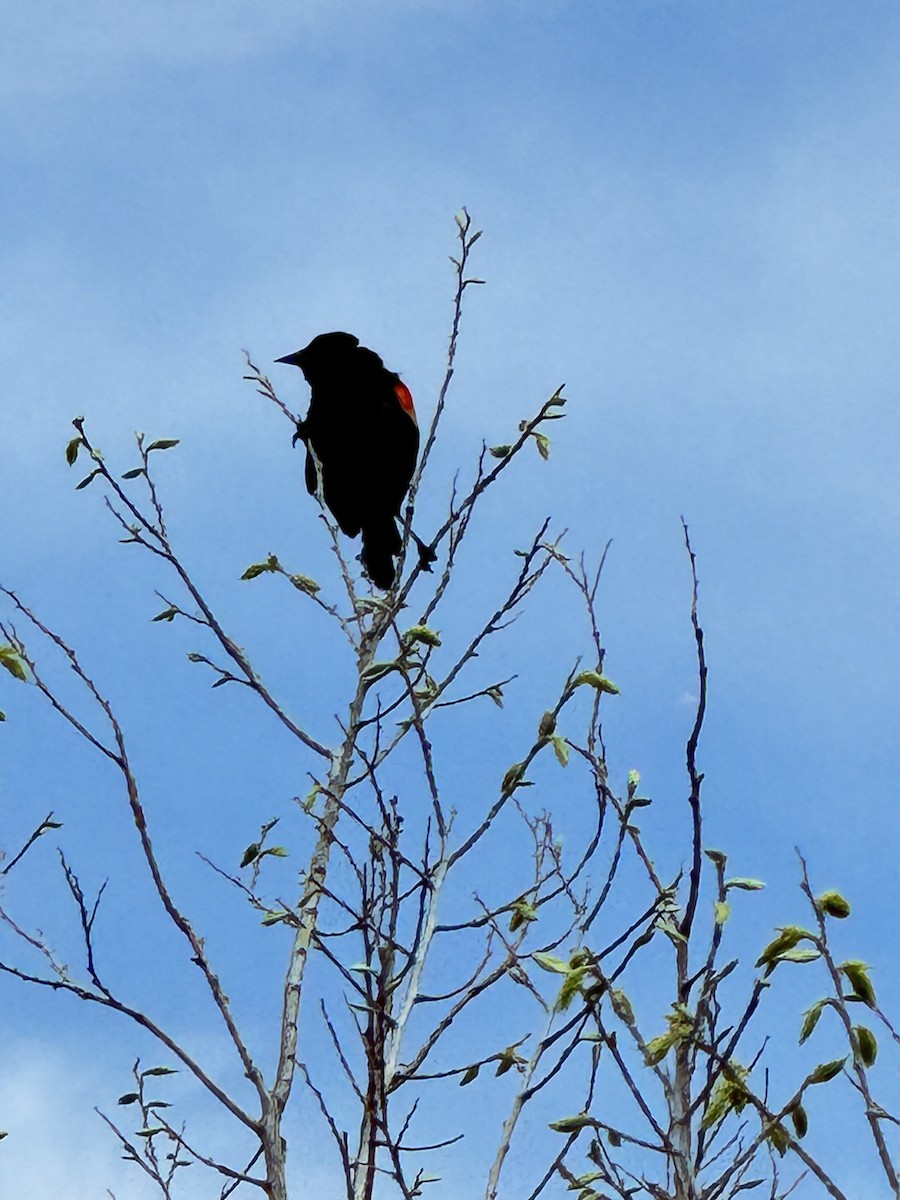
[275,350,305,366]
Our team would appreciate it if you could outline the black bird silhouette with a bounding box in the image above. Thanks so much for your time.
[276,332,422,590]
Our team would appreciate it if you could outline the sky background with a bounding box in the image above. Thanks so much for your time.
[1,2,899,1197]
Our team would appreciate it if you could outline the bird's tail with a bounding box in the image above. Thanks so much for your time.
[361,517,402,590]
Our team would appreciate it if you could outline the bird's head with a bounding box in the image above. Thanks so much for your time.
[275,331,360,380]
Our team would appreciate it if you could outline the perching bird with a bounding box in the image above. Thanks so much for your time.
[276,332,421,590]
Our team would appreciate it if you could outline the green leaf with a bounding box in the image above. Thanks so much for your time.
[532,952,569,975]
[768,1122,790,1156]
[854,1024,878,1067]
[557,966,588,1012]
[403,624,442,649]
[489,445,512,458]
[701,1062,749,1128]
[261,846,289,859]
[714,900,730,926]
[361,660,400,687]
[572,671,620,694]
[495,1046,523,1076]
[799,999,827,1044]
[261,909,290,927]
[0,645,28,682]
[0,711,6,721]
[534,432,551,460]
[459,1064,480,1086]
[808,1057,846,1084]
[121,468,145,480]
[509,899,538,931]
[704,848,727,866]
[65,437,82,466]
[241,558,279,581]
[755,925,812,970]
[76,469,101,489]
[117,1093,140,1105]
[773,947,820,965]
[538,710,556,738]
[146,439,180,452]
[645,1032,676,1065]
[818,890,851,919]
[548,1113,593,1134]
[486,685,505,708]
[151,607,178,623]
[141,1066,178,1078]
[790,1103,808,1139]
[288,573,321,596]
[501,761,528,793]
[840,960,876,1007]
[726,877,765,891]
[610,988,634,1024]
[240,843,260,868]
[0,1131,8,1140]
[550,735,569,767]
[136,1127,166,1138]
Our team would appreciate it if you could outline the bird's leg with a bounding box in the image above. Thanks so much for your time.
[410,528,437,572]
[292,418,309,448]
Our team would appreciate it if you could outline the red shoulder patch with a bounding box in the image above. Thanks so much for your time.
[394,380,417,425]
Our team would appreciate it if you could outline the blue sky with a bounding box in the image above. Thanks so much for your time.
[2,2,899,1196]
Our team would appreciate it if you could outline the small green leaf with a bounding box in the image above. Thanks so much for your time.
[289,574,321,596]
[121,468,145,480]
[0,646,28,682]
[773,947,820,965]
[261,846,289,859]
[572,671,620,694]
[548,1113,593,1134]
[65,437,82,466]
[704,848,727,866]
[241,559,279,581]
[117,1093,140,1106]
[533,432,551,460]
[501,761,528,793]
[0,1130,8,1140]
[136,1127,166,1138]
[610,988,634,1024]
[486,686,505,708]
[818,890,851,919]
[361,660,400,686]
[726,877,765,891]
[261,909,290,926]
[151,607,178,623]
[459,1064,480,1086]
[840,960,876,1007]
[854,1024,878,1067]
[76,469,101,490]
[645,1032,676,1065]
[808,1057,846,1084]
[509,899,538,931]
[495,1046,523,1076]
[141,1066,178,1078]
[755,925,812,970]
[0,711,7,721]
[538,710,556,738]
[403,624,442,649]
[489,444,512,458]
[790,1103,808,1139]
[146,439,180,452]
[550,735,569,767]
[556,966,588,1012]
[768,1122,790,1156]
[799,999,827,1044]
[714,900,730,926]
[240,843,260,868]
[532,952,569,975]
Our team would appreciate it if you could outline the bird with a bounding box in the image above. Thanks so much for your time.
[275,332,423,590]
